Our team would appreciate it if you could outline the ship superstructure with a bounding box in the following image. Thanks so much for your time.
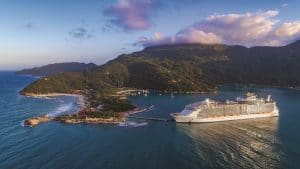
[171,93,279,123]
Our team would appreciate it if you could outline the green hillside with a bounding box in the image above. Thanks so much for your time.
[17,62,97,76]
[21,41,300,99]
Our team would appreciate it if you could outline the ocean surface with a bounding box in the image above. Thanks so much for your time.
[1,71,300,169]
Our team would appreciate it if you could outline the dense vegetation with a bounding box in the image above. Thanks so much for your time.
[17,62,97,76]
[21,41,300,110]
[100,97,136,112]
[20,72,86,94]
[86,111,121,119]
[56,111,122,122]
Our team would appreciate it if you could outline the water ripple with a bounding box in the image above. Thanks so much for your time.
[176,118,282,169]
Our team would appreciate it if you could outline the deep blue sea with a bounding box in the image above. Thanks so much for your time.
[1,71,300,169]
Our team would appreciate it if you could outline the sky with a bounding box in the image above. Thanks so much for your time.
[1,0,300,70]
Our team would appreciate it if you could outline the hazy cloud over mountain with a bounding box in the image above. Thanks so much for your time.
[138,10,300,47]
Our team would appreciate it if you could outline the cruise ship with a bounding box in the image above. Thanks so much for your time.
[171,93,279,123]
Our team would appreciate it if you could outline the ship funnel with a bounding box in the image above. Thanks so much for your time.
[205,98,210,104]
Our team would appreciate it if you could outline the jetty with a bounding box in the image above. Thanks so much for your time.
[127,115,173,122]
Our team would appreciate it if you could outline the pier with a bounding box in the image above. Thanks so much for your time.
[127,115,173,122]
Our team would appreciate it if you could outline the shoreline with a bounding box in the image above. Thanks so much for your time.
[23,92,87,126]
[23,93,86,110]
[23,92,83,97]
[24,107,147,127]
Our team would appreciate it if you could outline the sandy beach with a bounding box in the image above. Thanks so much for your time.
[24,93,86,110]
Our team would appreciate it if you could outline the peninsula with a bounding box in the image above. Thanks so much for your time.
[23,90,148,126]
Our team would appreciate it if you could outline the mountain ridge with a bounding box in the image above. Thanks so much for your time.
[17,62,97,76]
[21,41,300,105]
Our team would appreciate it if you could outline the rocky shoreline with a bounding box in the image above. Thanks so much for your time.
[24,107,146,127]
[24,115,53,126]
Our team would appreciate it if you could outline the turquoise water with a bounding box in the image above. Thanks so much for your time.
[1,72,300,169]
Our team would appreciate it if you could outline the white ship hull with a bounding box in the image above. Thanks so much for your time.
[171,103,279,123]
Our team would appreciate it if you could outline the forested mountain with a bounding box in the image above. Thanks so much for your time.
[21,40,300,96]
[17,62,97,76]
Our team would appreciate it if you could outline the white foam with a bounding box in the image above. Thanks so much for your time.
[118,121,148,127]
[47,103,74,117]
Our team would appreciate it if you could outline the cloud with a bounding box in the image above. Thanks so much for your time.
[69,27,92,40]
[138,10,300,47]
[138,31,222,47]
[104,0,160,31]
[282,3,288,7]
[274,22,300,37]
[21,22,36,31]
[23,23,34,29]
[191,10,279,46]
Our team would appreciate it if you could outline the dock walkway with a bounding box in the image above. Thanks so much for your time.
[127,115,173,122]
